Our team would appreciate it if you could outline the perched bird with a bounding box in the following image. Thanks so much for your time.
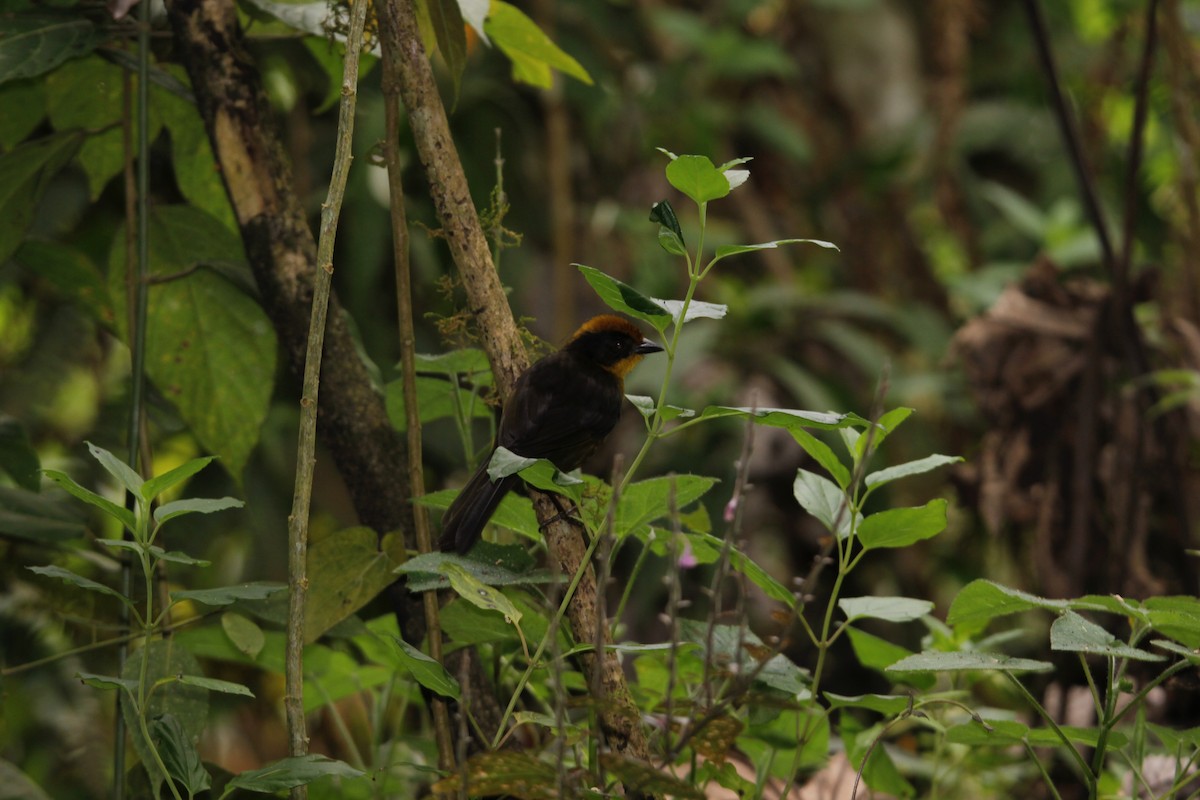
[439,315,664,553]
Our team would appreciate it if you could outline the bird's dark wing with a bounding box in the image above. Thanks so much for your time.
[498,352,624,471]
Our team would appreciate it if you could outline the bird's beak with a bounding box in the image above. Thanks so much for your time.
[636,339,664,355]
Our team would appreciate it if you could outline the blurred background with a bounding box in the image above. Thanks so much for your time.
[2,0,1199,795]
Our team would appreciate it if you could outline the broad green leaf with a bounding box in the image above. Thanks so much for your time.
[712,238,839,266]
[680,620,809,696]
[424,0,467,99]
[865,454,963,490]
[1145,596,1200,648]
[625,394,695,422]
[77,672,138,693]
[108,205,276,481]
[789,427,850,489]
[575,264,671,329]
[42,468,136,532]
[840,596,934,624]
[439,590,566,649]
[227,755,364,793]
[654,298,727,325]
[443,563,524,625]
[0,417,39,491]
[171,582,285,607]
[485,2,592,88]
[222,611,265,658]
[1049,611,1164,661]
[390,636,461,699]
[615,474,718,539]
[177,674,255,697]
[150,715,211,797]
[886,650,1054,674]
[487,448,585,504]
[0,79,45,150]
[142,456,217,503]
[825,693,912,715]
[46,56,162,199]
[85,442,144,497]
[28,565,132,608]
[121,640,209,796]
[0,486,88,544]
[0,17,98,83]
[154,65,235,229]
[649,200,686,256]
[844,719,914,798]
[739,707,828,777]
[414,348,493,375]
[0,132,82,265]
[385,375,493,430]
[1151,639,1200,664]
[95,540,212,567]
[946,718,1124,749]
[696,405,865,432]
[845,627,934,689]
[793,468,857,538]
[153,497,243,525]
[305,527,403,642]
[601,754,706,800]
[665,154,730,205]
[857,499,948,550]
[946,579,1069,633]
[0,755,53,800]
[396,545,547,592]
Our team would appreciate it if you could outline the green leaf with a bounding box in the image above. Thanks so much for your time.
[95,540,212,567]
[425,0,467,100]
[0,79,45,150]
[488,447,585,504]
[431,751,558,799]
[0,417,39,491]
[711,238,839,265]
[85,442,144,497]
[857,499,948,550]
[945,718,1124,749]
[13,239,109,321]
[865,454,963,490]
[390,636,461,699]
[946,579,1070,633]
[227,754,364,793]
[615,474,718,539]
[121,640,209,796]
[153,496,243,525]
[42,468,136,532]
[845,627,934,689]
[485,1,593,88]
[176,674,255,697]
[443,563,524,626]
[0,16,98,83]
[222,611,265,658]
[1145,596,1200,648]
[654,298,728,325]
[679,620,809,696]
[0,755,53,800]
[0,132,81,265]
[649,200,686,256]
[149,714,211,797]
[155,66,235,229]
[1049,611,1164,661]
[840,596,934,624]
[108,206,276,481]
[385,375,494,431]
[396,546,549,592]
[575,264,671,329]
[142,457,217,503]
[171,582,285,607]
[77,672,139,693]
[305,527,403,642]
[695,405,866,432]
[793,468,857,539]
[625,394,695,422]
[28,565,132,608]
[788,427,850,489]
[825,693,912,715]
[665,154,730,205]
[886,650,1054,674]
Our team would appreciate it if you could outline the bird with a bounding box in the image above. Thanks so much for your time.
[438,314,664,554]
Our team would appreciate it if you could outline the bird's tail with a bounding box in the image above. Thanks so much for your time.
[438,462,518,554]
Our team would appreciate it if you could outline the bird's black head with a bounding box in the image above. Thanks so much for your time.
[565,315,663,378]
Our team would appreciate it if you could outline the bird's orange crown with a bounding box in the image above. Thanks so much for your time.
[568,314,662,379]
